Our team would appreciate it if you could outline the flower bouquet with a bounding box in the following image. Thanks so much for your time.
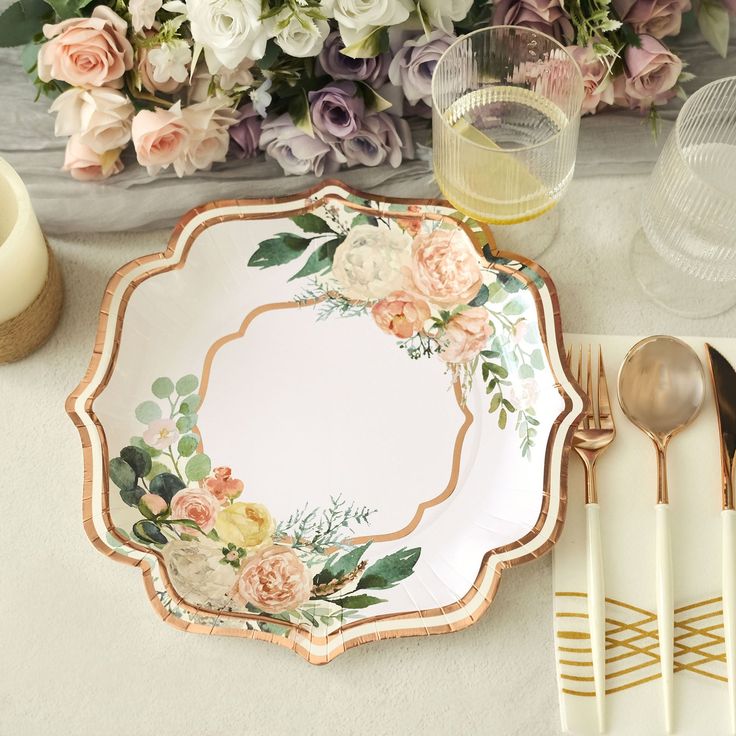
[0,0,732,181]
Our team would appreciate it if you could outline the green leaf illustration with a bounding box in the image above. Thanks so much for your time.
[467,284,489,307]
[179,393,200,414]
[530,349,545,370]
[175,374,198,396]
[351,213,378,227]
[109,457,137,492]
[488,393,502,413]
[314,542,371,586]
[331,594,386,609]
[135,400,161,424]
[498,408,508,429]
[292,213,334,234]
[248,233,312,269]
[176,414,197,433]
[289,237,344,281]
[120,486,145,508]
[120,445,152,479]
[185,453,211,482]
[177,435,199,457]
[149,473,185,503]
[130,436,161,457]
[356,547,421,590]
[503,300,525,316]
[0,0,52,47]
[487,282,507,304]
[132,520,167,545]
[145,461,170,482]
[519,364,534,379]
[151,376,174,399]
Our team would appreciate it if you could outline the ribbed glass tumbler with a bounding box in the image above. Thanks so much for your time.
[431,25,583,259]
[631,76,736,317]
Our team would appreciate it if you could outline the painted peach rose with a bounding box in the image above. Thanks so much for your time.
[215,502,274,549]
[395,204,423,236]
[139,493,168,517]
[371,290,430,339]
[142,418,179,450]
[234,545,312,614]
[170,487,220,533]
[405,229,483,307]
[38,6,133,88]
[62,136,123,181]
[439,307,493,364]
[205,466,244,503]
[331,224,411,300]
[131,103,191,176]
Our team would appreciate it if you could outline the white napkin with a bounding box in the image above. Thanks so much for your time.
[554,334,735,736]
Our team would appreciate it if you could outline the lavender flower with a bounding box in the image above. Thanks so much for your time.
[317,31,390,85]
[492,0,574,44]
[259,113,345,176]
[340,112,414,168]
[228,103,262,159]
[308,81,366,142]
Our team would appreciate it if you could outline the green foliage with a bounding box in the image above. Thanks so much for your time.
[289,237,344,281]
[132,520,168,545]
[331,594,386,609]
[120,445,152,479]
[135,400,162,424]
[175,374,198,396]
[145,461,170,482]
[176,414,197,433]
[120,486,146,508]
[248,232,312,269]
[0,0,52,48]
[357,547,421,590]
[179,394,200,414]
[314,543,371,586]
[467,284,489,307]
[177,435,199,457]
[130,436,161,457]
[292,213,335,234]
[185,453,211,482]
[109,457,137,492]
[152,376,175,399]
[341,26,389,58]
[43,0,96,20]
[149,472,185,503]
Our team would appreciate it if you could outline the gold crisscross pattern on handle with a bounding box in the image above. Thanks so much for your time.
[555,592,727,696]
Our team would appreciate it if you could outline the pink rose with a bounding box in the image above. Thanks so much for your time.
[405,229,483,307]
[38,6,133,88]
[170,487,220,534]
[178,96,237,176]
[621,36,682,111]
[131,103,190,176]
[50,87,133,153]
[62,136,123,181]
[492,0,574,43]
[204,466,244,503]
[371,291,431,339]
[613,0,691,38]
[439,308,493,364]
[566,45,615,115]
[234,545,313,614]
[137,38,185,95]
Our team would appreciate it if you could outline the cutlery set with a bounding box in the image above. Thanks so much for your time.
[569,337,735,735]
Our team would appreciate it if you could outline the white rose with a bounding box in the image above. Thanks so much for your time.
[333,0,413,46]
[177,95,238,175]
[148,39,192,84]
[271,10,330,58]
[164,0,270,72]
[217,58,255,91]
[129,0,162,32]
[418,0,474,33]
[49,87,133,154]
[162,538,238,608]
[331,224,412,300]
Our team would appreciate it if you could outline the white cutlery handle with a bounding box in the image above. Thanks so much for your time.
[656,503,674,734]
[586,502,606,733]
[723,509,736,735]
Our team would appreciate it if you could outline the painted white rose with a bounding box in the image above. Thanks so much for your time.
[164,0,270,72]
[418,0,474,33]
[271,10,330,58]
[332,0,413,46]
[331,224,412,300]
[49,87,133,154]
[162,538,238,608]
[129,0,162,32]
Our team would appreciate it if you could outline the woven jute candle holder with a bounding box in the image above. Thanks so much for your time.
[0,243,63,364]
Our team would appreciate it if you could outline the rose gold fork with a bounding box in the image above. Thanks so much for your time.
[567,346,617,734]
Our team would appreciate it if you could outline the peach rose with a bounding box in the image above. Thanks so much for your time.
[215,502,274,549]
[62,136,123,181]
[405,229,483,307]
[440,307,493,364]
[38,6,133,88]
[131,103,191,176]
[371,290,431,339]
[170,487,220,533]
[178,96,237,176]
[137,39,185,95]
[235,545,313,614]
[204,466,244,503]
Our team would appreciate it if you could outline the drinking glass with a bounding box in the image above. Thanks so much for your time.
[431,25,583,259]
[631,76,736,317]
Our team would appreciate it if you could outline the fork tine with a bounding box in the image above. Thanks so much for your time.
[578,347,590,430]
[586,345,597,428]
[597,346,615,431]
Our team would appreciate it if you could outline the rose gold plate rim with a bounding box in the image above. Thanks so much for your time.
[66,180,585,664]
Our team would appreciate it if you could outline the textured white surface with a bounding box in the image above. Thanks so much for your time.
[1,175,734,736]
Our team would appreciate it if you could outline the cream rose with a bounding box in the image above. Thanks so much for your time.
[50,87,133,154]
[215,502,274,549]
[371,290,431,339]
[331,225,411,300]
[131,103,191,176]
[177,96,238,176]
[439,307,493,364]
[271,10,330,58]
[235,545,313,614]
[332,0,414,45]
[405,229,483,307]
[62,136,123,181]
[38,6,133,88]
[418,0,474,33]
[162,538,238,608]
[170,487,221,533]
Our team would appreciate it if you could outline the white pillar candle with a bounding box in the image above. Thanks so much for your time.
[0,157,48,323]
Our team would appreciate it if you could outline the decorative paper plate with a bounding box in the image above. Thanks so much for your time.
[67,181,584,663]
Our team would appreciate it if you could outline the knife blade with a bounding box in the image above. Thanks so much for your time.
[706,343,736,735]
[706,343,736,510]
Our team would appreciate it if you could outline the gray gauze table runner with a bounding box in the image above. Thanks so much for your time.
[0,23,734,234]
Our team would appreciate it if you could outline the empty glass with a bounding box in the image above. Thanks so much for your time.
[431,25,583,258]
[631,76,736,317]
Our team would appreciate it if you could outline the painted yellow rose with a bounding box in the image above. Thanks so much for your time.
[215,502,274,549]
